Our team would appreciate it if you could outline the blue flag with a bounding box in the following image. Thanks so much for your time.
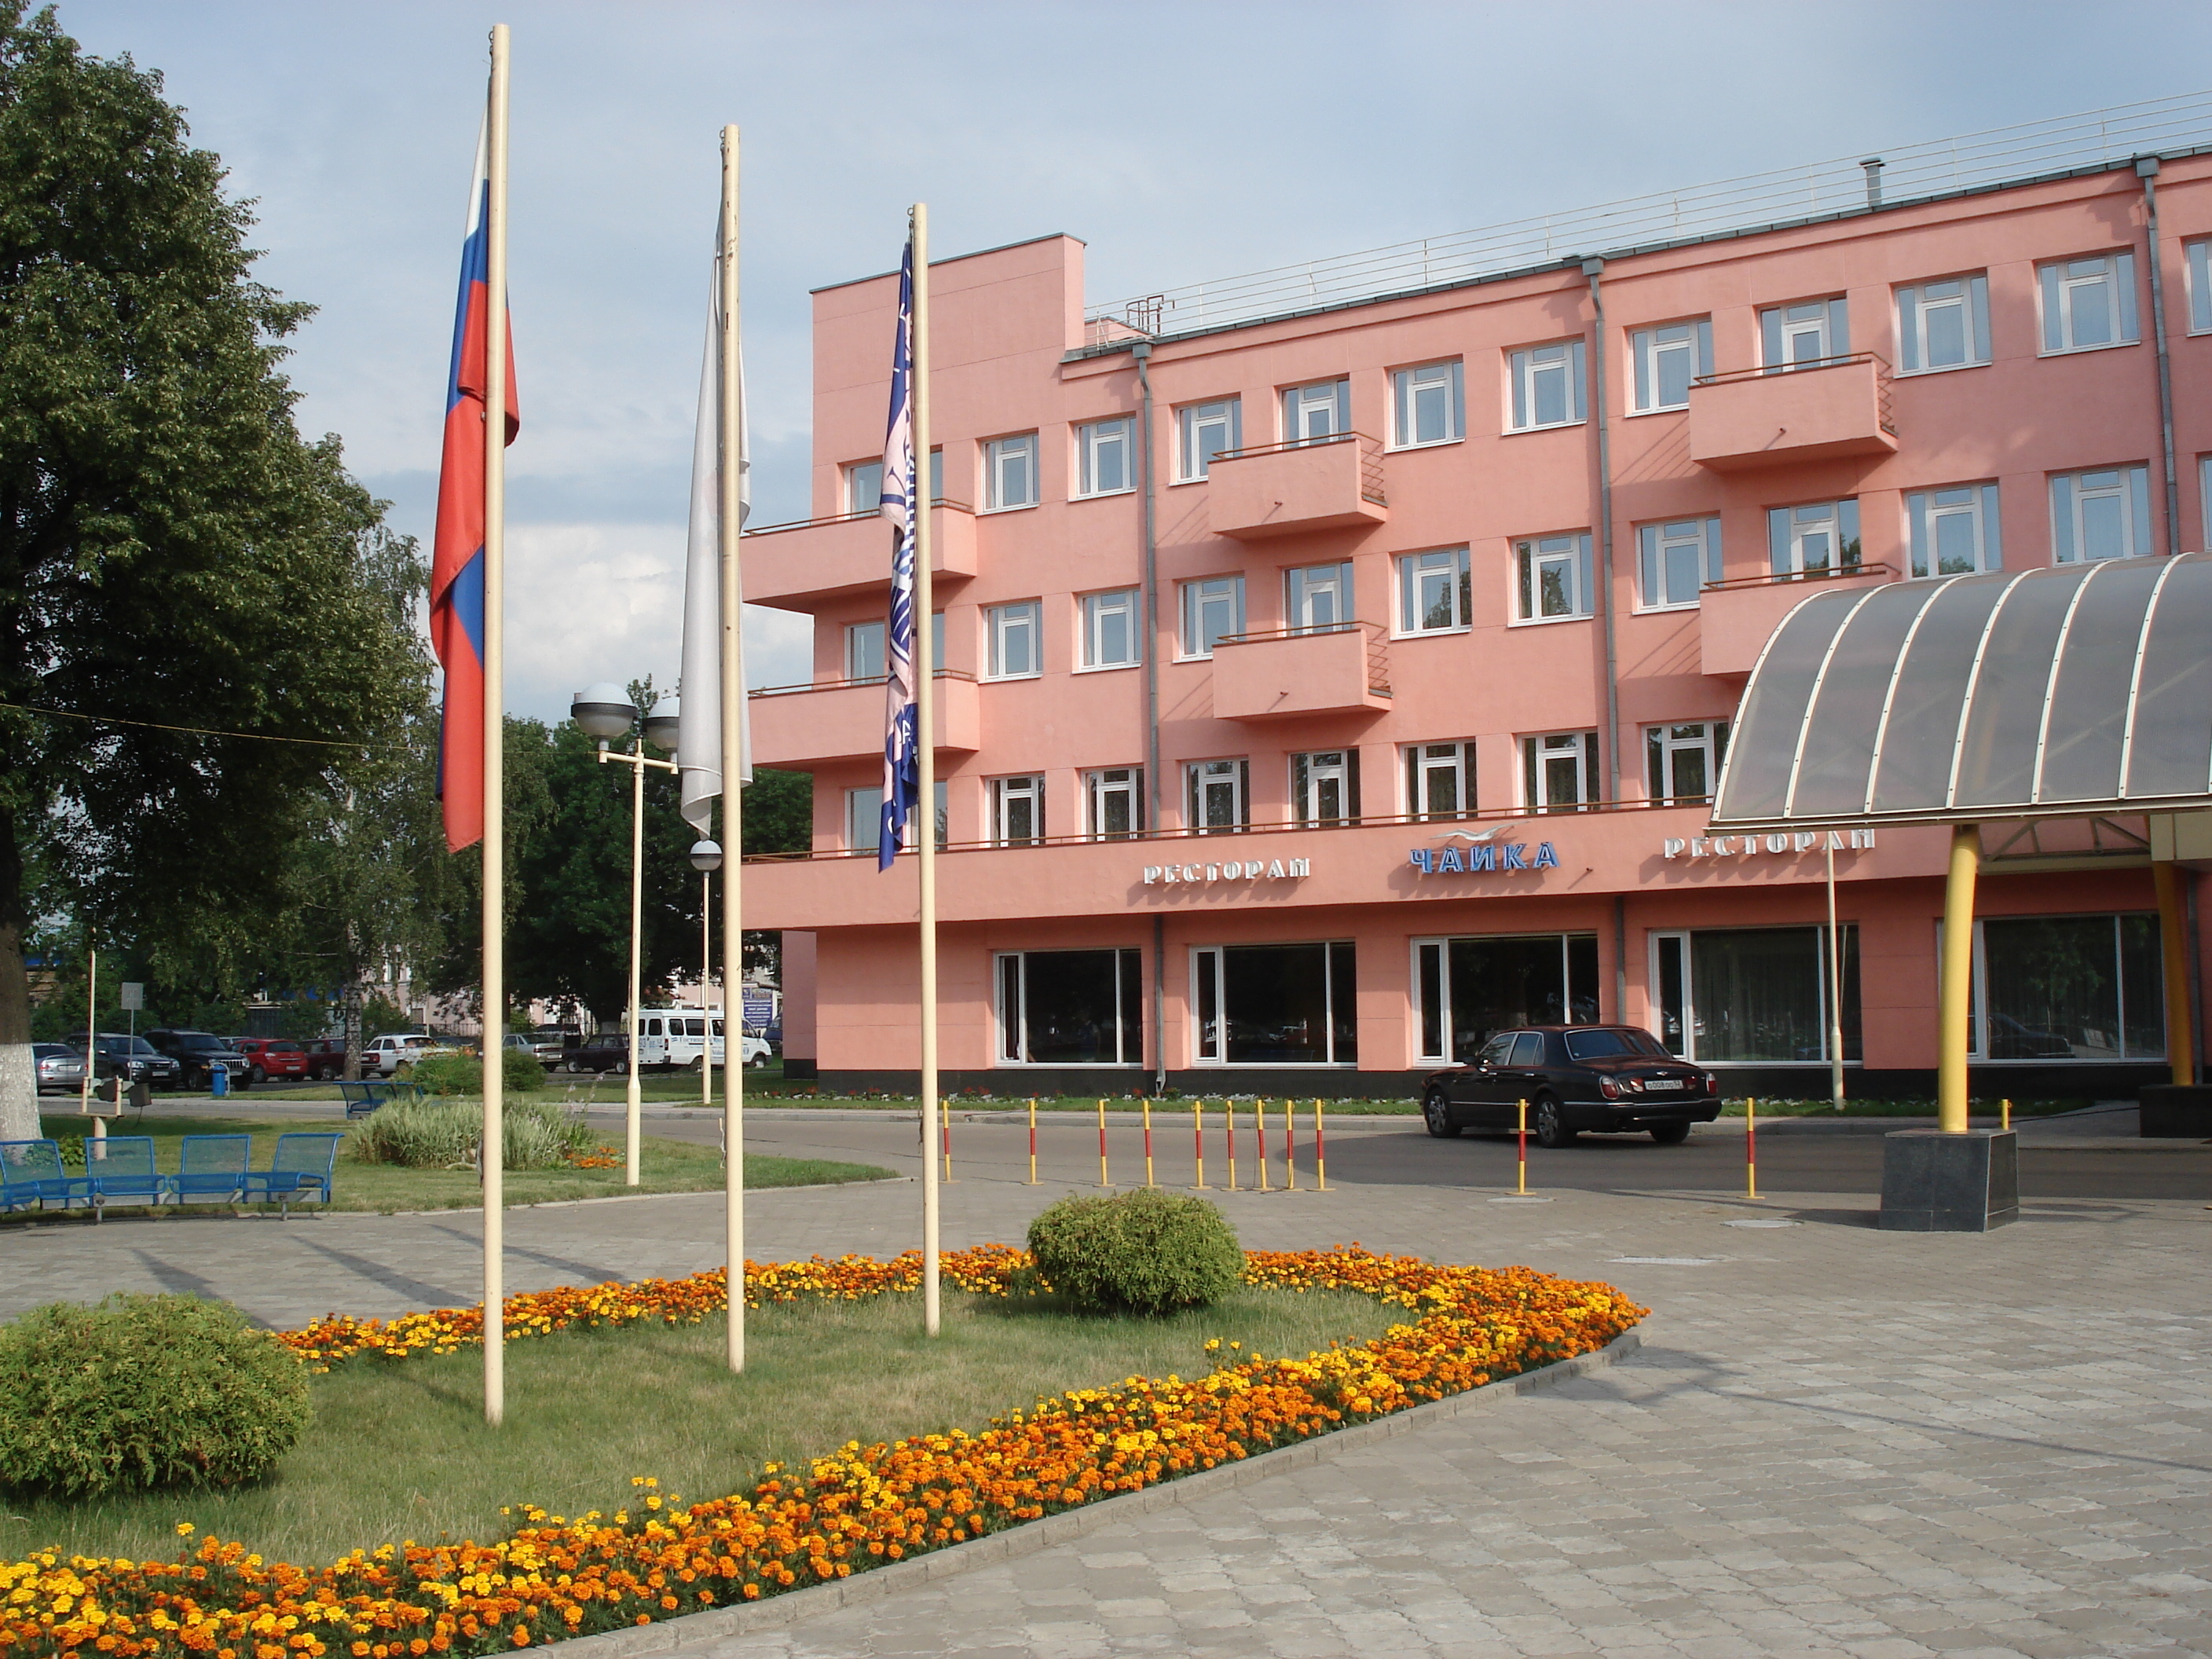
[878,242,919,870]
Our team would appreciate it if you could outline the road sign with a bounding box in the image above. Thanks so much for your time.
[119,983,145,1011]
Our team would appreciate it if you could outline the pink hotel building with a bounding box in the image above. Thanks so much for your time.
[742,136,2212,1099]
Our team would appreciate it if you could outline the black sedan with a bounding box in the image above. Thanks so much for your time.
[1423,1024,1721,1148]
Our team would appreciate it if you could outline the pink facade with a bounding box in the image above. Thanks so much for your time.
[742,156,2212,1096]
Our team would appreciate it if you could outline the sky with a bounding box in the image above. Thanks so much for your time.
[52,0,2212,722]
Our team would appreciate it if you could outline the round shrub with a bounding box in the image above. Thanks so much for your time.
[349,1095,591,1170]
[408,1049,547,1097]
[0,1294,311,1496]
[1026,1188,1243,1317]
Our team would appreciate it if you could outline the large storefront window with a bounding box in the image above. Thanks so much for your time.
[1652,926,1861,1063]
[1192,943,1357,1065]
[1413,934,1599,1063]
[1975,914,2163,1060]
[996,949,1143,1065]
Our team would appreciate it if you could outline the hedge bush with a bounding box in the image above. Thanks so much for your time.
[349,1096,591,1170]
[408,1048,546,1096]
[1025,1188,1243,1317]
[0,1294,310,1496]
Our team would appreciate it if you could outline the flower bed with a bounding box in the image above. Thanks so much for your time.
[0,1248,1643,1659]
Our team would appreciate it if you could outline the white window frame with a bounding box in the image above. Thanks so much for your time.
[1767,500,1862,576]
[987,774,1045,846]
[2050,466,2152,564]
[1760,297,1850,370]
[1412,932,1599,1064]
[996,947,1143,1067]
[844,460,883,515]
[1636,517,1722,610]
[1185,758,1249,833]
[1507,339,1586,431]
[1645,720,1729,804]
[2038,252,2139,354]
[1895,274,1991,374]
[1397,548,1471,635]
[844,621,886,682]
[1075,417,1135,498]
[1282,379,1350,445]
[1514,533,1594,623]
[1079,588,1141,671]
[1284,562,1355,632]
[1906,483,2002,578]
[1403,741,1474,821]
[1291,749,1361,826]
[1629,318,1712,412]
[1391,361,1465,448]
[2189,240,2212,336]
[1190,942,1357,1067]
[1085,767,1144,840]
[982,432,1038,512]
[1178,574,1245,658]
[844,786,881,852]
[985,600,1042,679]
[1522,730,1599,811]
[1177,398,1242,481]
[1649,925,1855,1065]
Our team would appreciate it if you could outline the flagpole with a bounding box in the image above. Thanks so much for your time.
[718,124,746,1372]
[480,20,511,1429]
[911,203,939,1339]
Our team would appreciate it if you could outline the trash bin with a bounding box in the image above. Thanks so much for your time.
[210,1066,229,1099]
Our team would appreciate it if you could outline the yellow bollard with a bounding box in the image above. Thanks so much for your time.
[1142,1097,1155,1188]
[1516,1097,1529,1195]
[1028,1097,1038,1185]
[1746,1096,1759,1201]
[2001,1097,2012,1133]
[1225,1102,1238,1192]
[1285,1098,1297,1190]
[1097,1099,1110,1188]
[1314,1098,1326,1191]
[1257,1099,1272,1192]
[1193,1101,1207,1189]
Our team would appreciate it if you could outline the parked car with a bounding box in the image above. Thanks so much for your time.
[558,1032,632,1074]
[528,1025,580,1064]
[86,1033,182,1090]
[361,1032,455,1077]
[31,1042,86,1094]
[292,1038,349,1081]
[142,1029,251,1091]
[229,1037,313,1086]
[1422,1024,1722,1148]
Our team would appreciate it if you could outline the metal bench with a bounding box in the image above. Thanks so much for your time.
[243,1132,342,1217]
[83,1135,163,1217]
[0,1139,95,1216]
[338,1079,425,1118]
[167,1133,251,1204]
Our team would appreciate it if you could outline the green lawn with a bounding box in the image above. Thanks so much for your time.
[30,1115,894,1215]
[0,1285,1400,1568]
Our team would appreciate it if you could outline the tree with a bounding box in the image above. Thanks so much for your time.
[0,8,426,1136]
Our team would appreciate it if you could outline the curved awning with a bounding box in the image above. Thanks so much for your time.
[1709,552,2212,832]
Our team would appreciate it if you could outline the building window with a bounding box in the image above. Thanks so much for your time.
[997,948,1142,1065]
[1179,575,1245,657]
[1522,731,1599,811]
[1413,934,1600,1063]
[1398,548,1471,634]
[1404,742,1473,820]
[1178,398,1241,480]
[1079,588,1141,669]
[1185,758,1249,833]
[1907,484,2002,577]
[1630,318,1712,412]
[1767,500,1861,576]
[1282,379,1350,444]
[928,447,943,504]
[845,460,883,515]
[2189,240,2212,335]
[1192,942,1357,1065]
[987,775,1044,846]
[1392,361,1464,447]
[1971,914,2163,1060]
[2039,253,2137,353]
[847,782,947,852]
[1895,274,1990,373]
[983,433,1038,511]
[1507,340,1586,430]
[2051,466,2152,563]
[1515,532,1594,621]
[845,621,885,682]
[1292,749,1361,826]
[1652,926,1860,1063]
[1646,720,1728,803]
[1085,767,1144,840]
[1285,562,1354,632]
[1076,417,1134,496]
[1637,517,1722,609]
[1760,297,1849,369]
[985,601,1042,678]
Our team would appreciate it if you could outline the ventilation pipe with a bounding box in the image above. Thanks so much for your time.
[1860,157,1884,208]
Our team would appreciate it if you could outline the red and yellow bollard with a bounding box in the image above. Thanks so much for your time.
[1313,1098,1327,1191]
[1142,1097,1155,1188]
[1027,1097,1038,1185]
[1097,1099,1110,1188]
[1256,1099,1272,1192]
[1516,1097,1529,1196]
[1192,1101,1207,1189]
[1745,1096,1759,1200]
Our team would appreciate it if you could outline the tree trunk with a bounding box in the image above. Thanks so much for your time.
[0,915,38,1142]
[342,987,363,1082]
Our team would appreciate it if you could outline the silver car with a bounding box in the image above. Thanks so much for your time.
[32,1042,86,1093]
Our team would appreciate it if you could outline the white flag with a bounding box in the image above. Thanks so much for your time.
[679,245,751,836]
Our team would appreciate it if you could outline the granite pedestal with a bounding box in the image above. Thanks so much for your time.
[1879,1127,2017,1231]
[2137,1082,2212,1137]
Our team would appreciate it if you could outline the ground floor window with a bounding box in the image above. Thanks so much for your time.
[1413,933,1599,1063]
[1973,914,2163,1060]
[1192,942,1356,1065]
[1652,925,1860,1063]
[996,948,1143,1064]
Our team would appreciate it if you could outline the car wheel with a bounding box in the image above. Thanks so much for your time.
[1649,1120,1692,1145]
[185,1066,205,1092]
[1422,1090,1462,1139]
[748,1052,769,1070]
[248,1065,266,1085]
[614,1057,629,1075]
[1533,1095,1577,1149]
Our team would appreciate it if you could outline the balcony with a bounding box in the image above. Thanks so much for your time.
[740,502,978,611]
[748,671,980,766]
[1206,432,1388,540]
[1212,622,1392,720]
[1698,564,1896,678]
[1686,354,1899,472]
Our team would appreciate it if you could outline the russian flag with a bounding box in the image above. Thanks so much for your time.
[430,120,518,854]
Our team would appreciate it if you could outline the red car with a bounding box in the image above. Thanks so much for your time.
[229,1038,313,1085]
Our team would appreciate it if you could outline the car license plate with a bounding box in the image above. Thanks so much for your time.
[1643,1079,1685,1091]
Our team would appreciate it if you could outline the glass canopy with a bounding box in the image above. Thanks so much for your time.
[1710,552,2212,830]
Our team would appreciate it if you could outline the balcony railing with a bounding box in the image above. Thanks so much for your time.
[746,669,980,764]
[1701,560,1900,595]
[1696,562,1897,678]
[1686,353,1899,471]
[1211,620,1391,720]
[738,500,978,609]
[1695,353,1897,431]
[1214,432,1387,503]
[1205,432,1389,539]
[1215,621,1392,695]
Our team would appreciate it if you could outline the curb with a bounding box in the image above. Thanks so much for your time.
[553,1327,1642,1656]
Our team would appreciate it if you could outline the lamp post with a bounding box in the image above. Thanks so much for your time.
[571,683,679,1186]
[690,840,723,1104]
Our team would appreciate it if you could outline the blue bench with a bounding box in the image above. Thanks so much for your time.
[168,1133,251,1204]
[83,1136,163,1216]
[242,1132,342,1218]
[0,1139,93,1215]
[338,1079,425,1118]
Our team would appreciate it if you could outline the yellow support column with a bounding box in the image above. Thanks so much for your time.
[1938,822,1979,1134]
[2155,862,2196,1086]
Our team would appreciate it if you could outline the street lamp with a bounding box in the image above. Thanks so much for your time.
[570,682,678,1186]
[690,839,723,1106]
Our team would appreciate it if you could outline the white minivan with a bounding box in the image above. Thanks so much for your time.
[633,1009,769,1071]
